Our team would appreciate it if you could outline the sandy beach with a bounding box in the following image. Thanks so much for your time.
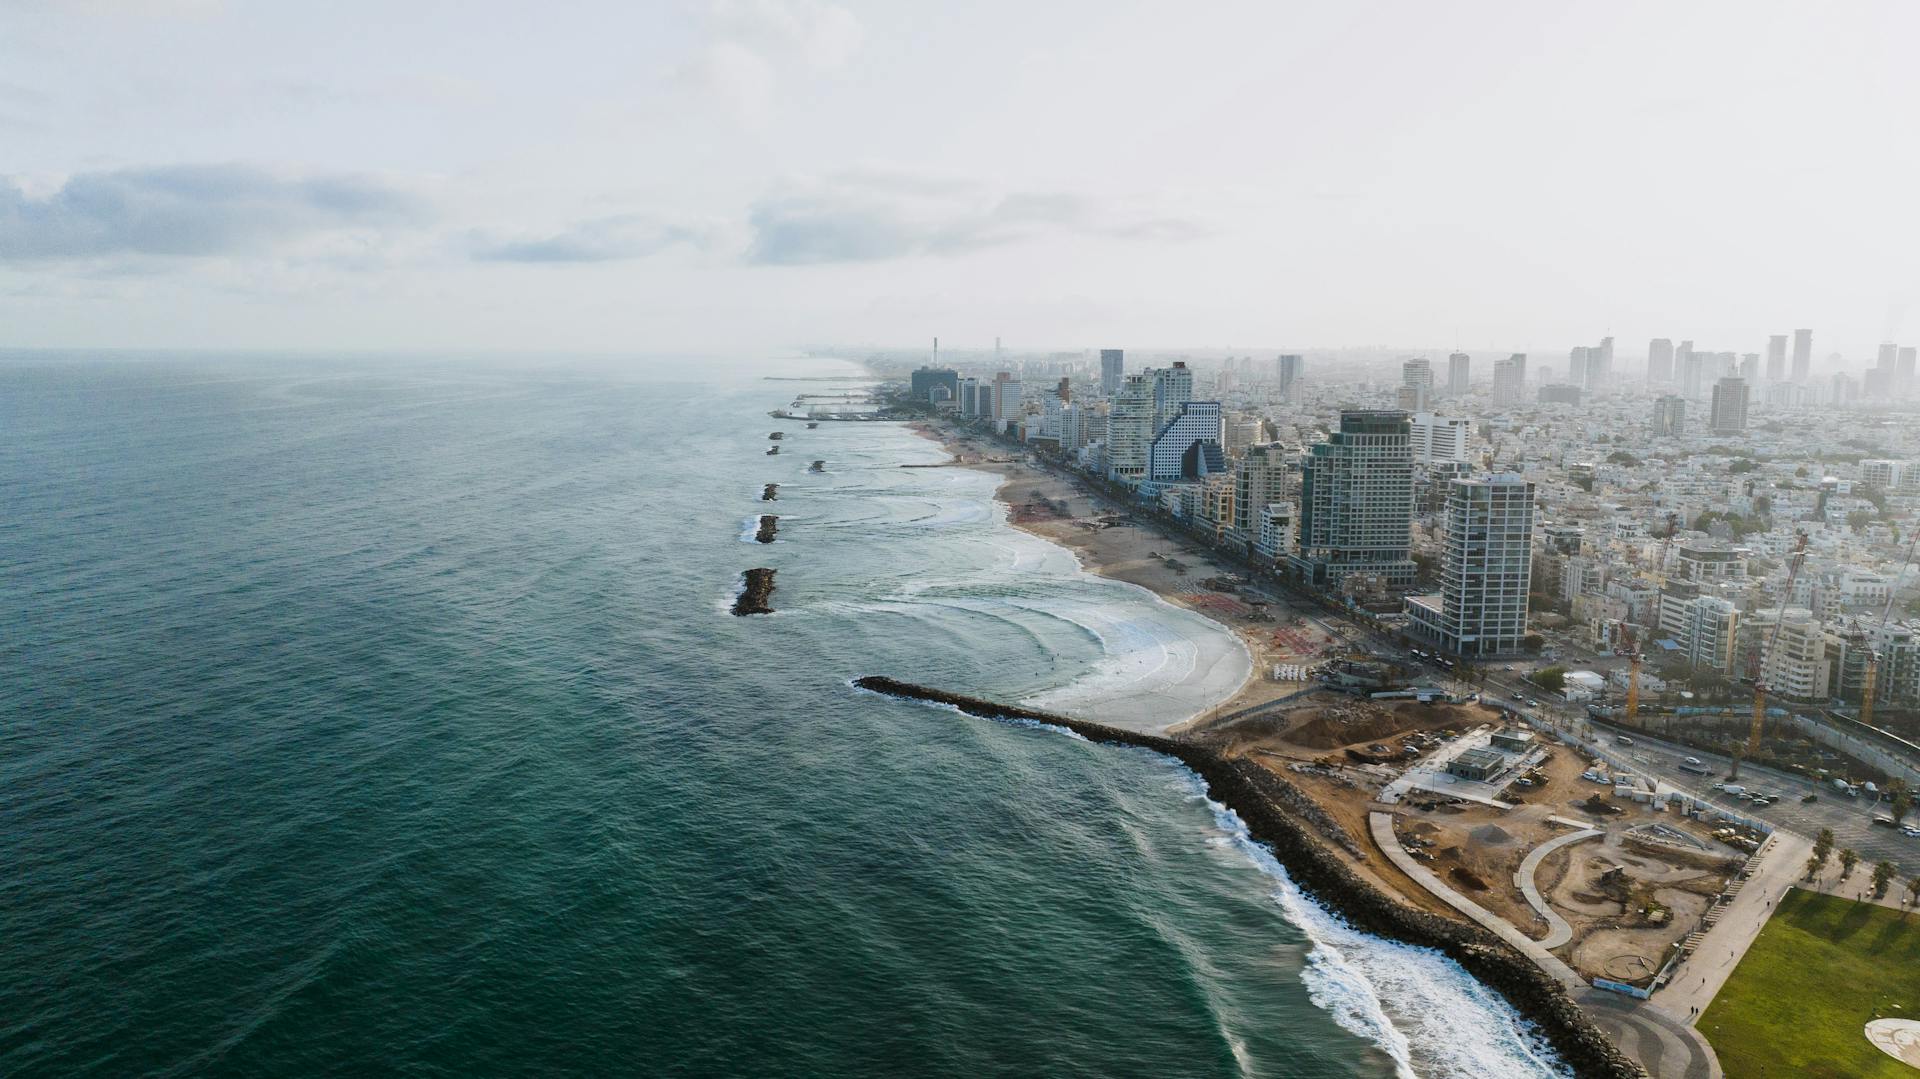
[909,420,1348,734]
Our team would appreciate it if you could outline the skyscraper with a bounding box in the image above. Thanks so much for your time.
[1647,338,1674,384]
[1105,375,1154,482]
[1446,352,1470,396]
[1567,347,1588,389]
[1408,412,1471,464]
[1680,343,1706,397]
[1792,328,1813,381]
[1232,442,1291,538]
[1276,354,1302,399]
[1405,474,1536,656]
[1100,349,1125,397]
[1878,342,1900,372]
[1652,395,1686,437]
[1739,353,1760,381]
[1148,401,1226,482]
[1710,377,1749,433]
[1401,358,1433,409]
[1149,362,1193,433]
[1288,411,1416,588]
[1767,334,1788,381]
[1899,346,1917,398]
[1493,354,1527,404]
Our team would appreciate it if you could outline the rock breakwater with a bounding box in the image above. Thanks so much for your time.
[733,568,776,615]
[761,483,779,501]
[850,676,1642,1079]
[755,515,778,543]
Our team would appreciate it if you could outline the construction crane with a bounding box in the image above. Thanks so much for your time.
[1610,619,1643,727]
[1861,525,1920,727]
[1731,533,1808,781]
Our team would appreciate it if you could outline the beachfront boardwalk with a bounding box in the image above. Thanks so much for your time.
[1515,828,1601,949]
[1647,829,1811,1024]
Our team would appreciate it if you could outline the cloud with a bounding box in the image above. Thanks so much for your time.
[746,174,1207,265]
[0,164,426,261]
[469,215,713,263]
[679,0,864,121]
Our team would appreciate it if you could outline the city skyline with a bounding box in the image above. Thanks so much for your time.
[3,1,1919,355]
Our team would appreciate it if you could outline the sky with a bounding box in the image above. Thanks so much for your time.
[2,0,1918,360]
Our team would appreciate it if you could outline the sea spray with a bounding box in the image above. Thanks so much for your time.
[1195,782,1571,1079]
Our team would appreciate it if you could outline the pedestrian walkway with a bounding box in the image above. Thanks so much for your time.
[1514,828,1601,949]
[1649,829,1811,1023]
[1367,811,1585,989]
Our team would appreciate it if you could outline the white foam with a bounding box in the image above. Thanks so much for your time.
[1191,778,1571,1079]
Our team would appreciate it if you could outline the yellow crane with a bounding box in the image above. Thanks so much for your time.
[1731,533,1808,781]
[1610,620,1642,727]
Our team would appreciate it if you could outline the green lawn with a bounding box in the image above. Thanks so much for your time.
[1702,887,1920,1078]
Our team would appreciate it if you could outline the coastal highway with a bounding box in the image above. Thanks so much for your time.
[1482,679,1920,871]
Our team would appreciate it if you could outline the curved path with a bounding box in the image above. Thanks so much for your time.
[1514,828,1601,949]
[1368,811,1585,989]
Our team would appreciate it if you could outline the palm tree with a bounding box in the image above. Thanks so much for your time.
[1840,848,1861,882]
[1890,779,1912,825]
[1905,876,1920,917]
[1815,828,1836,860]
[1874,861,1897,900]
[1805,851,1829,882]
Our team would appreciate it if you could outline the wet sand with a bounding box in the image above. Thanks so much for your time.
[909,421,1343,733]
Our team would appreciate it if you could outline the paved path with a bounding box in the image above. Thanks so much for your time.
[1368,811,1586,990]
[1579,989,1720,1079]
[1649,830,1812,1023]
[1514,827,1601,949]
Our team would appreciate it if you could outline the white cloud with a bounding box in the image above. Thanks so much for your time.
[679,0,864,121]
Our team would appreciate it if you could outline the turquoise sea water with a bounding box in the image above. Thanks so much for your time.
[1,353,1565,1077]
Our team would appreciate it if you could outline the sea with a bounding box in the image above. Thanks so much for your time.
[0,352,1568,1078]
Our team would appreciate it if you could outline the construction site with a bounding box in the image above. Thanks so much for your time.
[1190,687,1771,993]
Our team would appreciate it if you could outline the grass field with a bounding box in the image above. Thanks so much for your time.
[1701,886,1920,1078]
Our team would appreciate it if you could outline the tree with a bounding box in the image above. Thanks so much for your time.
[1906,876,1920,916]
[1874,861,1897,899]
[1805,851,1829,882]
[1729,458,1758,474]
[1891,779,1912,824]
[1848,509,1874,533]
[1840,847,1860,881]
[1522,633,1545,653]
[1530,666,1567,694]
[1815,828,1835,859]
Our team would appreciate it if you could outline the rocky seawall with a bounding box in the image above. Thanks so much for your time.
[851,676,1643,1079]
[762,484,779,501]
[755,515,779,543]
[733,568,776,616]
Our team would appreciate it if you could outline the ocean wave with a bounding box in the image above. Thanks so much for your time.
[1191,778,1570,1079]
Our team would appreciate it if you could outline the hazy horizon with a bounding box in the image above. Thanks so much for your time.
[4,1,1918,358]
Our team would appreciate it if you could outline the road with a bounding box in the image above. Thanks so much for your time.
[1483,681,1920,871]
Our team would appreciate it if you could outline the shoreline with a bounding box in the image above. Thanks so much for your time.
[891,416,1644,1078]
[854,676,1641,1079]
[908,420,1333,733]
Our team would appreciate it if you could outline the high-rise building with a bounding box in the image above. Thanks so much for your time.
[1447,352,1470,396]
[1408,412,1471,464]
[1652,395,1686,437]
[1276,354,1302,399]
[1405,474,1536,656]
[1679,342,1706,397]
[1232,442,1291,538]
[1148,401,1226,483]
[1105,375,1154,482]
[1288,410,1416,588]
[1709,377,1749,433]
[909,367,960,404]
[1592,336,1614,388]
[1736,608,1830,702]
[1900,347,1917,398]
[1148,362,1193,433]
[1493,354,1527,404]
[1878,342,1900,372]
[1538,384,1583,405]
[1861,459,1901,490]
[1401,358,1433,410]
[1648,338,1674,384]
[1099,349,1125,397]
[1767,335,1788,382]
[1792,328,1813,381]
[1739,353,1760,381]
[1567,347,1588,389]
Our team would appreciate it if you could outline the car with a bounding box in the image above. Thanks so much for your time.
[1684,756,1702,766]
[1902,825,1920,838]
[1873,816,1898,828]
[1503,664,1516,671]
[1616,735,1636,747]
